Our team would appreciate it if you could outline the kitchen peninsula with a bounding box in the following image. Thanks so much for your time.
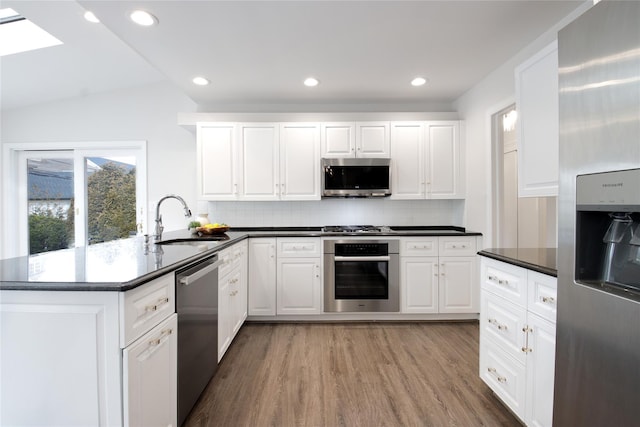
[477,247,557,426]
[1,225,481,426]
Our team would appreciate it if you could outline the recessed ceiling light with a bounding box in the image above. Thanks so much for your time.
[83,11,100,24]
[192,77,210,86]
[411,77,428,87]
[304,77,319,87]
[130,10,158,26]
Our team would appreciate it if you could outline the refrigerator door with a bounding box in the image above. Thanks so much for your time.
[555,2,640,426]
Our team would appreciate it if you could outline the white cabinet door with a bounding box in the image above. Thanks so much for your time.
[390,122,425,200]
[218,270,232,361]
[277,258,322,315]
[226,268,243,339]
[248,238,277,316]
[426,121,462,199]
[321,122,355,158]
[356,122,390,157]
[236,241,248,328]
[1,291,122,426]
[280,123,321,200]
[401,256,438,313]
[123,314,177,427]
[480,341,527,420]
[438,256,477,313]
[525,313,556,427]
[515,40,559,197]
[197,123,238,200]
[238,123,280,200]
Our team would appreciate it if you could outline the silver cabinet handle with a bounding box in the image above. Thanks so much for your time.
[488,318,508,331]
[149,328,173,347]
[541,296,556,304]
[145,297,169,312]
[487,367,507,383]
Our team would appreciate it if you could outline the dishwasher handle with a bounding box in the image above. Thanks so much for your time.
[178,258,223,286]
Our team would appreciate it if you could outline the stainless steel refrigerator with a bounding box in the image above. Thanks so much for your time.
[555,1,640,426]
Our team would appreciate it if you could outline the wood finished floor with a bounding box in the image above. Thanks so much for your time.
[184,322,521,427]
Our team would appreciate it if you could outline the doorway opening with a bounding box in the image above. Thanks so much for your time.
[491,105,557,248]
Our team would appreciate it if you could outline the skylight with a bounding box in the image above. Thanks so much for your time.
[0,8,63,57]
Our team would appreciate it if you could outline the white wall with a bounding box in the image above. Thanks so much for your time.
[454,2,592,249]
[1,81,199,240]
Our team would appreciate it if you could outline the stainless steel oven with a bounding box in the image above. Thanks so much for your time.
[324,239,399,312]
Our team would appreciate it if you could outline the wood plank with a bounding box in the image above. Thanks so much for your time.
[184,322,520,427]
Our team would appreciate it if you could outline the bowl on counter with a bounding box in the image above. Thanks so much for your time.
[196,225,230,235]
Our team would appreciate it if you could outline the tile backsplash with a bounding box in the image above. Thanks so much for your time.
[206,199,464,227]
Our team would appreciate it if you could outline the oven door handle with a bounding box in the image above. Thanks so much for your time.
[334,256,390,262]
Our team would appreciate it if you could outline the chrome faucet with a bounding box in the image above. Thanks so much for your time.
[154,194,192,241]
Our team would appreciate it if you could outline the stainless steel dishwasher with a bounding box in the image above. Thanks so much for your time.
[175,253,222,426]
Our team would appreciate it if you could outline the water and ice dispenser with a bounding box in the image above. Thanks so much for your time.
[575,168,640,301]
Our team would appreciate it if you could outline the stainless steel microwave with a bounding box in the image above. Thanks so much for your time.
[321,158,392,197]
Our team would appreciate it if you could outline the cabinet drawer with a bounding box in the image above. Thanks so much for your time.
[527,271,557,322]
[481,257,527,307]
[218,246,238,278]
[120,273,175,348]
[480,342,526,421]
[400,237,438,257]
[481,291,527,364]
[438,236,476,256]
[277,238,320,257]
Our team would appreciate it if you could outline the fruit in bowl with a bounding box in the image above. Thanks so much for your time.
[196,223,229,234]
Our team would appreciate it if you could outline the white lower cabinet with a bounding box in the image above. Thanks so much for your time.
[247,237,322,316]
[479,256,557,426]
[0,272,177,426]
[277,258,322,314]
[438,256,476,313]
[276,237,322,315]
[218,241,248,361]
[401,256,438,313]
[123,313,177,427]
[248,238,277,315]
[400,236,479,314]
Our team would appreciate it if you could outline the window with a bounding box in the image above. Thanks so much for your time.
[2,142,147,257]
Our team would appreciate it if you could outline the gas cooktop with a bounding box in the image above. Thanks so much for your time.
[322,225,392,233]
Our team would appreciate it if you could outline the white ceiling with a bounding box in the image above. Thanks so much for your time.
[1,0,583,112]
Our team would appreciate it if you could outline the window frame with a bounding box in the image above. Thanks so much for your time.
[2,141,147,258]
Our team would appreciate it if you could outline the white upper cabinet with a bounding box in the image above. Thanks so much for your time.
[197,123,238,200]
[390,122,425,199]
[239,123,280,200]
[321,122,390,158]
[321,122,355,158]
[426,121,463,199]
[356,122,390,157]
[515,40,559,197]
[197,122,321,201]
[391,120,464,200]
[280,123,321,200]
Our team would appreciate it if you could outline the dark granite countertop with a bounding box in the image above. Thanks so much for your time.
[0,226,481,291]
[477,248,557,277]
